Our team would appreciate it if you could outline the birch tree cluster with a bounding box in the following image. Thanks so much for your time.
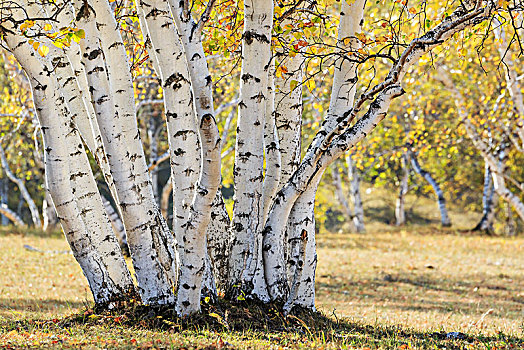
[0,0,521,316]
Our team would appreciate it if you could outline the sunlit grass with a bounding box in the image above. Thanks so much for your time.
[0,226,522,349]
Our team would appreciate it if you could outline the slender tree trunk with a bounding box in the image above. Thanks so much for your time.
[160,177,173,223]
[42,191,58,231]
[0,175,9,226]
[332,163,354,222]
[0,203,26,228]
[346,154,365,233]
[395,153,408,226]
[284,180,317,311]
[147,119,161,205]
[0,144,41,227]
[472,163,497,234]
[409,152,451,226]
[504,202,517,236]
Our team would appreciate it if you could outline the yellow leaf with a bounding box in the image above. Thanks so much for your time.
[32,41,40,51]
[20,20,34,31]
[44,23,53,31]
[409,7,417,14]
[38,44,49,57]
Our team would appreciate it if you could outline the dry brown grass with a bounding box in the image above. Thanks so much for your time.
[316,229,524,336]
[0,227,522,348]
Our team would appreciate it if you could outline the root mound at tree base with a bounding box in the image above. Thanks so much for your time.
[60,299,332,333]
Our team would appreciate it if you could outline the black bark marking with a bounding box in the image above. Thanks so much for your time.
[243,30,270,45]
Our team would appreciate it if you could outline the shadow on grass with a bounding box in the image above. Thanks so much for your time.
[316,272,524,321]
[2,299,522,349]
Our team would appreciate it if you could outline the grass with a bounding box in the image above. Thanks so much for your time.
[0,226,523,349]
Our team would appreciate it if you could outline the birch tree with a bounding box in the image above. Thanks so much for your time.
[0,0,510,316]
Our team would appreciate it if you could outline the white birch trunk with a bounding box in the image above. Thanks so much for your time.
[136,0,199,279]
[264,0,366,302]
[50,1,121,215]
[160,177,173,222]
[42,194,57,231]
[5,29,134,303]
[0,144,41,227]
[409,152,451,226]
[228,0,274,301]
[332,164,353,221]
[284,181,317,311]
[75,0,178,304]
[261,62,282,224]
[472,163,497,233]
[395,153,408,226]
[275,52,303,186]
[346,154,365,232]
[0,203,27,228]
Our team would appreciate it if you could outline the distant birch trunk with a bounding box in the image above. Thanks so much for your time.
[409,152,451,227]
[346,154,365,233]
[332,163,354,222]
[395,153,408,226]
[0,203,26,228]
[437,67,524,222]
[472,163,497,234]
[0,144,41,227]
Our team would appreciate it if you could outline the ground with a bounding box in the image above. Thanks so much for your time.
[0,225,522,349]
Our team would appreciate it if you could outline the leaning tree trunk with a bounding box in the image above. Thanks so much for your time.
[4,26,135,304]
[437,67,524,222]
[409,152,451,226]
[265,0,367,306]
[0,144,41,227]
[0,203,26,228]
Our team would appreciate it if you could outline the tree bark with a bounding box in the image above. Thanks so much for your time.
[4,28,135,304]
[395,153,409,226]
[75,0,178,304]
[0,203,26,228]
[472,163,497,234]
[409,152,451,227]
[0,144,41,227]
[347,154,365,233]
[228,0,274,301]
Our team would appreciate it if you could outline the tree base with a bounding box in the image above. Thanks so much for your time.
[60,298,327,333]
